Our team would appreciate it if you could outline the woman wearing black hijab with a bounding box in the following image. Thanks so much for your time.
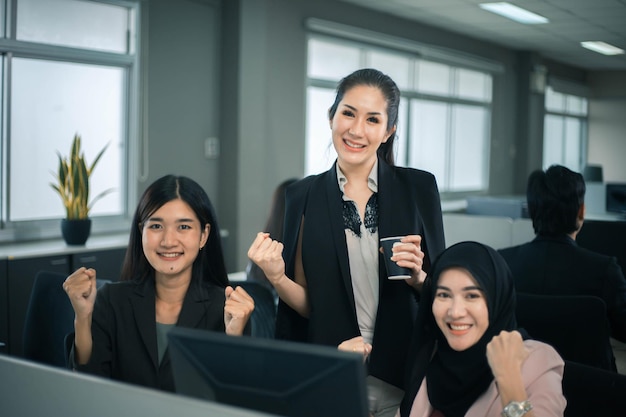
[398,241,565,417]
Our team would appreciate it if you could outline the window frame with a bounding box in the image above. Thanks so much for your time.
[542,85,589,171]
[0,0,140,243]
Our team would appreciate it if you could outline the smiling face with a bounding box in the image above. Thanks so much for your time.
[432,267,489,351]
[330,84,395,170]
[141,198,209,283]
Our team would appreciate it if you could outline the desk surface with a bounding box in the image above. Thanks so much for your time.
[0,233,129,260]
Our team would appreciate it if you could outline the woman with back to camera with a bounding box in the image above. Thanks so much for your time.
[248,68,446,416]
[64,174,254,392]
[398,241,566,417]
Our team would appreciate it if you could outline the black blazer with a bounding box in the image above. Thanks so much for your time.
[73,278,226,391]
[499,235,626,342]
[277,159,445,388]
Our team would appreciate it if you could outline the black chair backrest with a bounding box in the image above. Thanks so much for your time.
[23,270,110,368]
[516,292,616,372]
[562,360,626,417]
[577,219,626,277]
[230,280,276,338]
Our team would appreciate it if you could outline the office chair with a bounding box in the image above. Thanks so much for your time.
[22,270,110,368]
[577,219,626,278]
[231,280,277,338]
[562,360,626,417]
[516,292,616,372]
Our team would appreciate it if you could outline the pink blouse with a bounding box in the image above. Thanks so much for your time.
[401,340,566,417]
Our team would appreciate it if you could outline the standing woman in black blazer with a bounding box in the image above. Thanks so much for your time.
[248,68,445,417]
[63,175,254,391]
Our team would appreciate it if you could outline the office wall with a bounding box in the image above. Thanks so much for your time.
[139,0,221,201]
[588,71,626,182]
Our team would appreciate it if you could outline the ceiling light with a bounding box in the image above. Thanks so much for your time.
[479,2,549,24]
[580,41,625,56]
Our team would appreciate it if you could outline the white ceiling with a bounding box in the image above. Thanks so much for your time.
[341,0,626,71]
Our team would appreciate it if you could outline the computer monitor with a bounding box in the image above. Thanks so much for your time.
[167,327,369,417]
[606,183,626,216]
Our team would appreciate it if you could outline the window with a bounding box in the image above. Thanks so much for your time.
[0,0,139,241]
[542,86,588,171]
[305,35,493,193]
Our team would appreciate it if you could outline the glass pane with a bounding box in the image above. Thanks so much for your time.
[415,60,451,97]
[456,68,492,102]
[409,99,448,189]
[308,38,360,80]
[450,105,488,191]
[10,58,124,221]
[305,87,337,176]
[367,50,411,90]
[545,86,565,112]
[566,95,587,116]
[543,115,564,168]
[17,0,131,53]
[564,117,582,171]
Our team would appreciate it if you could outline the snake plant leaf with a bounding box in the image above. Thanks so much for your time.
[50,133,113,220]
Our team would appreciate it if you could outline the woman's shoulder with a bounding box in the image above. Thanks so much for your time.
[203,280,227,295]
[398,166,436,179]
[524,339,560,355]
[96,280,143,298]
[93,280,140,308]
[285,175,317,196]
[383,163,437,185]
[522,339,565,376]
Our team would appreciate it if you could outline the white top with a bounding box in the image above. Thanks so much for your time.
[336,161,379,345]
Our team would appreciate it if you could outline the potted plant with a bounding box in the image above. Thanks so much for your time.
[50,133,112,245]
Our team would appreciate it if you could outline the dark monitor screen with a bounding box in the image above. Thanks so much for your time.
[168,327,369,417]
[606,183,626,215]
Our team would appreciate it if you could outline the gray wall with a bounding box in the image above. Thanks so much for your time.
[139,0,221,200]
[588,71,626,183]
[142,0,626,271]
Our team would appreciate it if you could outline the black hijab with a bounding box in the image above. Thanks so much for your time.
[400,241,521,417]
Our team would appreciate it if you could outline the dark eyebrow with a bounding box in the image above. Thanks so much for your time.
[146,217,195,223]
[436,285,483,292]
[341,103,382,116]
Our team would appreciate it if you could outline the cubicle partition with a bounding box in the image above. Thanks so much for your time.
[443,213,534,250]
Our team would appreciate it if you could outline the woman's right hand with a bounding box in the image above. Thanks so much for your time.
[338,336,372,363]
[63,267,98,319]
[247,232,287,287]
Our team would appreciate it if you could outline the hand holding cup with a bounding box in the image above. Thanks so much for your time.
[380,235,426,289]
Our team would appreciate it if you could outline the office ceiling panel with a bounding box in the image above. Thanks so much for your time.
[341,0,626,70]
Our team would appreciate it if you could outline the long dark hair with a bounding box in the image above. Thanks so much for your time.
[328,68,400,166]
[263,178,299,239]
[120,175,229,287]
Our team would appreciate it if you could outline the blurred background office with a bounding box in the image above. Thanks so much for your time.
[0,0,624,272]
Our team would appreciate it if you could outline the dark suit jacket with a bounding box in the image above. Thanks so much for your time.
[73,278,226,391]
[277,159,445,388]
[499,235,626,342]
